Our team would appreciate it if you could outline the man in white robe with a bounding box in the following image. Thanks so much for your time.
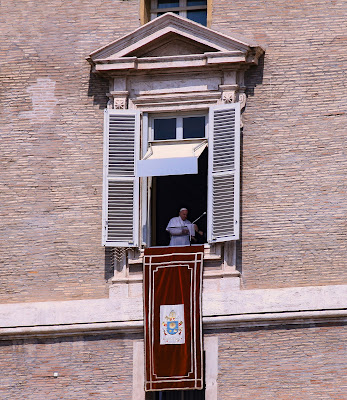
[166,208,202,246]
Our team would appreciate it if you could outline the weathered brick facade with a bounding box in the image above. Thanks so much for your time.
[1,0,346,304]
[217,323,347,399]
[216,0,347,289]
[1,0,139,303]
[0,325,346,399]
[0,1,346,399]
[0,333,136,400]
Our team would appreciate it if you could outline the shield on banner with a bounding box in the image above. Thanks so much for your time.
[167,320,179,335]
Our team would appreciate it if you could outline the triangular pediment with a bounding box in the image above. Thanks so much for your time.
[88,13,264,73]
[126,32,219,58]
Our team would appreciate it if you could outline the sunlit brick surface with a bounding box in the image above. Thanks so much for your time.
[0,0,139,303]
[216,324,347,399]
[0,0,346,301]
[0,334,136,400]
[211,0,347,289]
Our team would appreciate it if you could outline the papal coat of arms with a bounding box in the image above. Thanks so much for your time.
[160,304,185,345]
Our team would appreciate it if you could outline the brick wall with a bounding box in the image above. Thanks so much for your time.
[211,0,347,289]
[0,0,140,303]
[0,333,137,400]
[1,325,345,399]
[216,323,347,399]
[0,0,346,304]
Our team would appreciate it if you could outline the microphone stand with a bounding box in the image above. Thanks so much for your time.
[192,211,207,225]
[190,212,207,244]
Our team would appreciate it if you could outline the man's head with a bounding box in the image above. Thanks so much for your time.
[179,208,188,221]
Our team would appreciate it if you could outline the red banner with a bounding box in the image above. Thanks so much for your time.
[144,245,204,392]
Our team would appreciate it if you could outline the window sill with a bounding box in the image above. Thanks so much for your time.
[128,243,221,264]
[111,268,240,284]
[111,243,240,284]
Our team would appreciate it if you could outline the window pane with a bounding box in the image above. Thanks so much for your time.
[154,118,176,140]
[187,10,207,25]
[183,116,205,139]
[157,0,179,8]
[157,11,180,16]
[187,0,207,6]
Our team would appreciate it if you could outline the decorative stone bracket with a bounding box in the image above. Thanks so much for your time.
[107,91,129,110]
[219,70,248,125]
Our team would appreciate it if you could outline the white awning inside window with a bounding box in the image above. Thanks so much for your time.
[137,140,207,177]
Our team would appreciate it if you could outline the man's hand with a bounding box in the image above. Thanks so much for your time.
[193,224,203,236]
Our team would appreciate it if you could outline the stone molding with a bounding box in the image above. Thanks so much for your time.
[91,14,263,280]
[87,13,263,68]
[1,310,346,340]
[0,284,346,339]
[87,13,263,112]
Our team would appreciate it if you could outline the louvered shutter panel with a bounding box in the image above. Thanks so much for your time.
[102,109,140,246]
[207,103,240,242]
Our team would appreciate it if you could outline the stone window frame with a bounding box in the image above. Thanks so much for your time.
[87,12,264,280]
[140,0,212,27]
[102,103,240,248]
[149,111,208,141]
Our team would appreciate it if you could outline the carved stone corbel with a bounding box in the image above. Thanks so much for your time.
[106,91,129,110]
[222,90,236,104]
[106,95,114,109]
[238,91,247,128]
[238,91,247,110]
[114,98,127,110]
[220,84,238,105]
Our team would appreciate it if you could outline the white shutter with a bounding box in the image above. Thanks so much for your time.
[207,103,240,242]
[102,109,140,246]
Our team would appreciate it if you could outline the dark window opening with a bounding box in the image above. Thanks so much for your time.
[187,0,206,5]
[153,389,205,400]
[151,148,208,246]
[154,118,177,140]
[183,116,205,139]
[157,0,180,8]
[153,115,206,140]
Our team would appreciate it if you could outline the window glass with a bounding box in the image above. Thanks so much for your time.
[157,0,179,8]
[187,9,207,25]
[187,0,207,6]
[154,118,177,140]
[158,11,179,16]
[183,116,205,139]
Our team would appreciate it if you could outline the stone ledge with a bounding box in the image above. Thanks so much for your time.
[1,309,346,340]
[1,284,346,335]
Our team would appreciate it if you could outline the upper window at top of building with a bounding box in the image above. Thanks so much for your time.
[150,0,207,26]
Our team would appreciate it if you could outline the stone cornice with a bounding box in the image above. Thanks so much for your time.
[87,13,264,113]
[88,13,260,62]
[1,310,346,340]
[0,284,346,339]
[93,52,252,74]
[87,13,264,77]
